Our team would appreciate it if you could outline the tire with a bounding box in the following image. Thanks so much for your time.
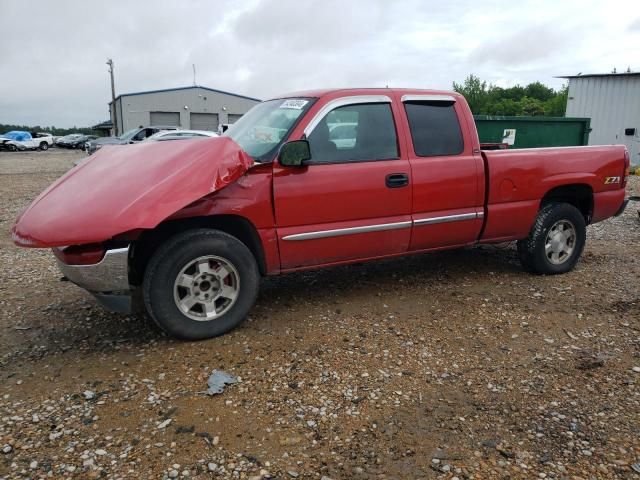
[517,202,586,275]
[8,145,16,152]
[142,229,260,340]
[39,142,48,151]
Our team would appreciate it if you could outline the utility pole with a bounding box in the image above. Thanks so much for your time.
[193,64,197,86]
[106,58,118,135]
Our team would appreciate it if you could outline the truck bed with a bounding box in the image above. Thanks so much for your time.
[480,145,628,242]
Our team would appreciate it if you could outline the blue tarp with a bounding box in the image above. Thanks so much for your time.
[2,131,32,141]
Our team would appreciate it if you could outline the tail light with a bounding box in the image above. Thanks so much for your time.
[623,148,630,188]
[52,244,106,265]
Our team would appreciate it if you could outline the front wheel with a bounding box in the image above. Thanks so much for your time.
[40,142,49,151]
[142,229,260,340]
[517,202,586,275]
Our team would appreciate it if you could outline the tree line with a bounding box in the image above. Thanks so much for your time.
[0,124,95,136]
[453,75,568,116]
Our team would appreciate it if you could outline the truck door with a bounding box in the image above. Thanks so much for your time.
[399,95,485,250]
[273,96,412,270]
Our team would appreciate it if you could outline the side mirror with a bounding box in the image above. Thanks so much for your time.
[279,140,311,167]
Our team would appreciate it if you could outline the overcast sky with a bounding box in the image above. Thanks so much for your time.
[1,0,639,128]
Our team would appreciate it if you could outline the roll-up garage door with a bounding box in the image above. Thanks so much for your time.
[228,114,244,124]
[149,111,181,127]
[190,113,219,132]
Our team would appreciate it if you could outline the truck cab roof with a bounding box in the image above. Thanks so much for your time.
[273,87,464,101]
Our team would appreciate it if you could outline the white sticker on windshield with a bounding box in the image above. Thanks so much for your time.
[280,99,309,110]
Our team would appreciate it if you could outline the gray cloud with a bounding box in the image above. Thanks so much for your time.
[471,25,573,67]
[1,0,638,127]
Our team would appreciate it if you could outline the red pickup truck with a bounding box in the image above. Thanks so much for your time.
[12,88,631,340]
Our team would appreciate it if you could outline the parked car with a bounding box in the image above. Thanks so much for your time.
[0,131,54,151]
[328,122,357,148]
[56,134,84,148]
[0,131,25,151]
[72,131,218,167]
[56,134,97,150]
[143,130,218,142]
[85,126,179,155]
[12,88,631,340]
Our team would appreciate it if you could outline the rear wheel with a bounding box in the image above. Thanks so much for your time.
[142,229,260,340]
[39,142,48,151]
[517,202,586,274]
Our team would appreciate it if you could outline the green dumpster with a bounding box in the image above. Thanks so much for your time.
[474,116,591,149]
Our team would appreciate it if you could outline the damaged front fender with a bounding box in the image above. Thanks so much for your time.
[12,137,254,248]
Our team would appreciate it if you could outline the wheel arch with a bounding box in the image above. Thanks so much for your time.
[540,183,593,224]
[129,214,267,285]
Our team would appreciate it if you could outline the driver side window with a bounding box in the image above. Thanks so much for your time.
[307,103,399,163]
[132,131,146,142]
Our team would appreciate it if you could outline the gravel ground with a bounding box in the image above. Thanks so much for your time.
[0,149,639,480]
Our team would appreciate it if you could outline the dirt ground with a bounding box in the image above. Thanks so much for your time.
[0,149,639,480]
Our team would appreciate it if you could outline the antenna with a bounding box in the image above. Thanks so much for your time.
[192,64,197,86]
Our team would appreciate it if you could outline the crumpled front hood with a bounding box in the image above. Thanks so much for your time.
[12,137,254,247]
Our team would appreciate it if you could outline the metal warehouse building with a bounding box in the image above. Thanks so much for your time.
[109,85,260,136]
[561,71,640,165]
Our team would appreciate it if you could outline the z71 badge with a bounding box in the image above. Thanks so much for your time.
[604,176,621,185]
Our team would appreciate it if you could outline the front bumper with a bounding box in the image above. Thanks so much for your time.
[56,246,133,313]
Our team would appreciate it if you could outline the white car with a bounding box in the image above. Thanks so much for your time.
[0,131,55,151]
[72,130,218,167]
[143,130,219,142]
[329,122,357,149]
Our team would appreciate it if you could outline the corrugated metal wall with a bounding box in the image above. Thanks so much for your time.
[565,75,640,165]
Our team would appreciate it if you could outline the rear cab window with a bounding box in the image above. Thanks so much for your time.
[403,98,464,156]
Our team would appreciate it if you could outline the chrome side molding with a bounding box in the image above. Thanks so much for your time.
[282,212,483,241]
[282,220,411,241]
[413,211,482,226]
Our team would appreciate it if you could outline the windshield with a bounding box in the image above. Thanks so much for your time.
[224,98,314,161]
[118,128,139,141]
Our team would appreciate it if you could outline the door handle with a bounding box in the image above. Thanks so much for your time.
[385,173,409,188]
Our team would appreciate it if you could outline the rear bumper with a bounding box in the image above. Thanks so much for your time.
[614,196,640,217]
[56,246,133,314]
[614,199,629,217]
[592,189,627,223]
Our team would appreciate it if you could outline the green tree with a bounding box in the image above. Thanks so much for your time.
[453,74,489,114]
[519,96,545,116]
[525,81,555,102]
[543,85,568,116]
[501,85,526,101]
[0,123,95,136]
[486,98,523,116]
[453,76,568,117]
